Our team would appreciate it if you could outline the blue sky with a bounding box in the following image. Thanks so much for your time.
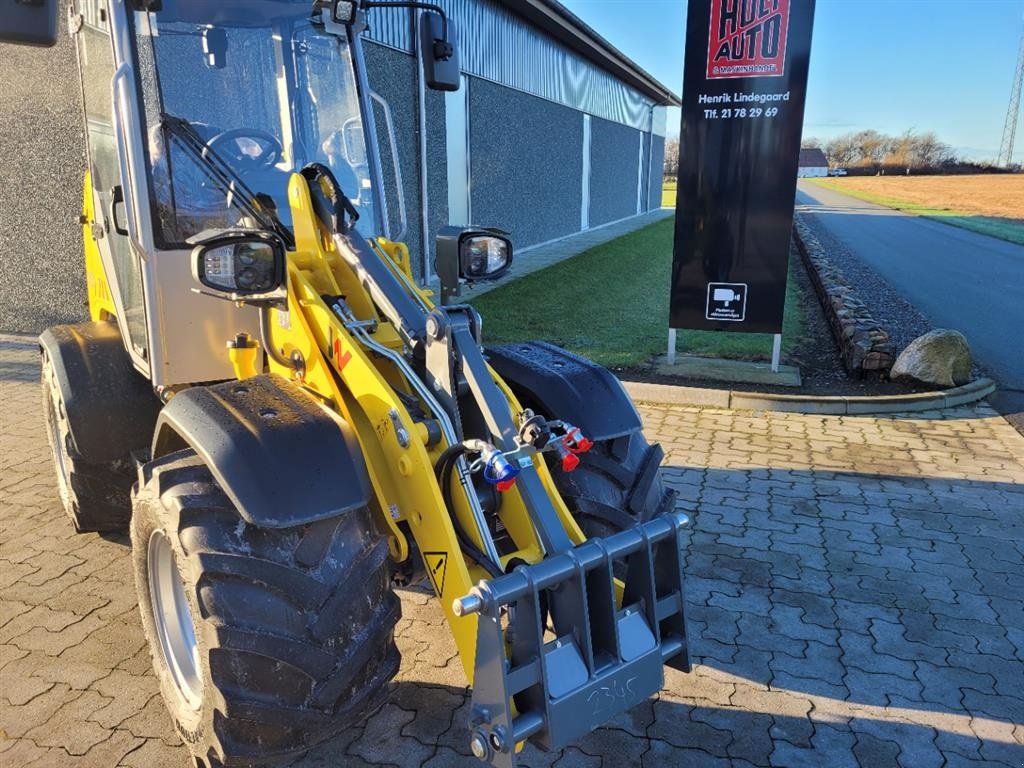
[560,0,1024,162]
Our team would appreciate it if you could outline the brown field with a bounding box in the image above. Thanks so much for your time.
[817,174,1024,219]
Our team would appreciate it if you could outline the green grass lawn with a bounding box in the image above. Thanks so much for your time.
[662,181,677,208]
[472,217,804,369]
[807,178,1024,246]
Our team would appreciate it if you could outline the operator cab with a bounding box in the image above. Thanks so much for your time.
[1,0,461,388]
[139,0,379,246]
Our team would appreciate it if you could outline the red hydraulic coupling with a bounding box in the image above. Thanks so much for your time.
[563,426,594,455]
[551,440,581,473]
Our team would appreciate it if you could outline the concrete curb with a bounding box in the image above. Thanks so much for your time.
[621,377,997,415]
[1,333,995,416]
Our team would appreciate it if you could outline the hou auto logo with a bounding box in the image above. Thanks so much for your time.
[707,0,791,79]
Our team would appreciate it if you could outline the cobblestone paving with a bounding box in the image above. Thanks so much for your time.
[2,337,1024,767]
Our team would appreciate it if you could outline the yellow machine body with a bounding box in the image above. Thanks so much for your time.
[258,174,589,681]
[82,171,117,323]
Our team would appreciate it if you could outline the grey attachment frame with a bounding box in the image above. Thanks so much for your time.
[454,511,691,766]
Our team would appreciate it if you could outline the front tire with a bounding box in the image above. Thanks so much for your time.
[42,348,135,531]
[131,449,401,767]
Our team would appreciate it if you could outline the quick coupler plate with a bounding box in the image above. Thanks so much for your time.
[453,511,691,766]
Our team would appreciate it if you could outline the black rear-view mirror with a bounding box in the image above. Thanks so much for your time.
[419,10,460,92]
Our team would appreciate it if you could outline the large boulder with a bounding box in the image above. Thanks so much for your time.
[891,329,973,388]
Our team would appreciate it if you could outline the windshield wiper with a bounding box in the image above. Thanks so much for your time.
[160,114,295,248]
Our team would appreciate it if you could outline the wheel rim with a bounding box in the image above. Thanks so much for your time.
[148,530,203,710]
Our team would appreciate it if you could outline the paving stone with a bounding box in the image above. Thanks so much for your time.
[348,703,432,767]
[114,692,181,746]
[391,683,465,746]
[88,670,162,730]
[0,737,53,765]
[960,688,1024,725]
[4,339,1024,767]
[843,668,923,708]
[691,705,773,765]
[915,659,997,707]
[648,699,732,757]
[851,731,902,768]
[641,740,735,768]
[837,629,916,679]
[117,736,191,767]
[0,682,79,739]
[737,613,808,656]
[25,689,114,755]
[421,745,479,768]
[1,673,54,707]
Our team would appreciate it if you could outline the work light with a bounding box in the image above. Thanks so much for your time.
[435,226,514,304]
[331,1,357,23]
[462,235,511,280]
[191,230,287,300]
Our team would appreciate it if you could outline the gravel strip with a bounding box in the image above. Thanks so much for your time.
[794,210,933,355]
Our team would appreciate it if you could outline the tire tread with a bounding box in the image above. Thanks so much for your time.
[131,448,400,766]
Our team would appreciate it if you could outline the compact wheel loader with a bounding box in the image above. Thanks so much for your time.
[7,1,691,765]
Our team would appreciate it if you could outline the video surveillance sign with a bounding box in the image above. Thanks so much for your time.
[706,283,747,321]
[670,0,815,334]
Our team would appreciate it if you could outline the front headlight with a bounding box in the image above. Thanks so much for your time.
[191,230,286,299]
[434,226,514,304]
[462,236,511,280]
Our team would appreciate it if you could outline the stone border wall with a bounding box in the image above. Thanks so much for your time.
[793,218,895,378]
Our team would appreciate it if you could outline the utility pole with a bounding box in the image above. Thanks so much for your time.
[997,25,1024,168]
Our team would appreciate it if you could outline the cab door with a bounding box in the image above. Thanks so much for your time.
[73,0,149,371]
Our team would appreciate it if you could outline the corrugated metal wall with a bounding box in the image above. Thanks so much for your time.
[363,0,666,135]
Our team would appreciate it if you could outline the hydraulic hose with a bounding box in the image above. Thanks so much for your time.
[435,445,504,578]
[259,306,294,369]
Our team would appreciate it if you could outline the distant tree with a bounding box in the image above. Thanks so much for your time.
[663,137,680,177]
[801,136,822,149]
[883,130,916,167]
[823,129,958,170]
[851,129,889,168]
[825,134,858,167]
[909,131,954,167]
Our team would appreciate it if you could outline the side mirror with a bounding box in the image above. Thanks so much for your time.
[435,226,513,305]
[191,230,287,302]
[419,10,460,92]
[0,0,58,47]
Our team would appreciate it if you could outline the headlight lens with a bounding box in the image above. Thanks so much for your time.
[202,241,278,293]
[460,235,511,280]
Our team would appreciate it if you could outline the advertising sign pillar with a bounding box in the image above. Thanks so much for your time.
[669,0,816,362]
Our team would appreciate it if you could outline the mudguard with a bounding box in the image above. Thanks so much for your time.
[38,321,160,464]
[151,374,371,528]
[485,341,642,441]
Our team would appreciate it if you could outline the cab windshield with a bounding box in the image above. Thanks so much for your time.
[132,0,378,247]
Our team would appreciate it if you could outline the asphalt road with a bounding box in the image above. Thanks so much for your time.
[795,181,1024,428]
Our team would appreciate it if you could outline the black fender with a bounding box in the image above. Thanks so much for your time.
[38,321,161,464]
[485,341,642,442]
[151,374,371,528]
